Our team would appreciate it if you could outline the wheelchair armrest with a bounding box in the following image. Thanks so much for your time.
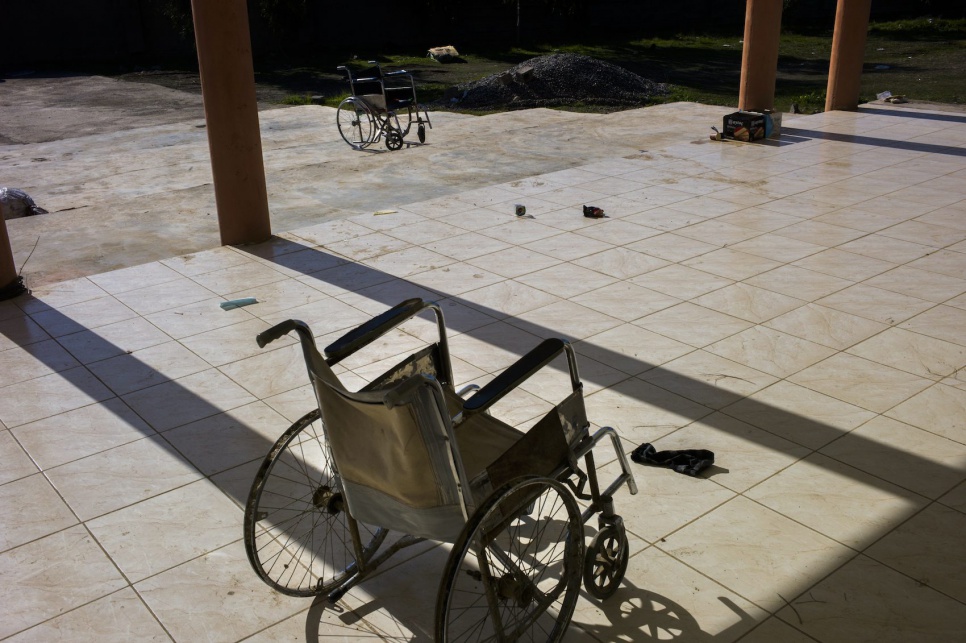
[463,338,578,415]
[323,298,432,364]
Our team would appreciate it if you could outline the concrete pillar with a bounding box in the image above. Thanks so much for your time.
[191,0,271,246]
[738,0,783,112]
[0,216,26,300]
[826,0,872,111]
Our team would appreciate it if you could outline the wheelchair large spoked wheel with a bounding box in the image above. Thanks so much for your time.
[337,98,375,149]
[244,409,388,597]
[436,477,583,642]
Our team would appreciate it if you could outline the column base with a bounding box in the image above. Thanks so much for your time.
[0,275,28,301]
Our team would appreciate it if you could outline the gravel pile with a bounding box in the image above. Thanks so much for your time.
[441,53,668,110]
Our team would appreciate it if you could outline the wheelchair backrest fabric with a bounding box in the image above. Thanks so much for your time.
[313,374,468,542]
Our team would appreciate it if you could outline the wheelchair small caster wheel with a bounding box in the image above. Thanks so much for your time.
[583,524,629,599]
[417,123,426,143]
[386,130,404,151]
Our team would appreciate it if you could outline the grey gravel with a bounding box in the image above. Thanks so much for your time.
[440,53,669,110]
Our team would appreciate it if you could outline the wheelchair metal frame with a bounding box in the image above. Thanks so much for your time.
[245,298,637,641]
[336,61,432,151]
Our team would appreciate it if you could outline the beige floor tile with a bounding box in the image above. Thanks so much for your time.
[572,281,681,322]
[764,303,888,350]
[886,383,966,444]
[88,340,211,395]
[820,415,966,499]
[0,315,50,352]
[584,377,713,445]
[423,231,512,261]
[509,300,623,341]
[466,245,562,278]
[722,380,877,450]
[747,453,927,549]
[633,302,754,347]
[0,473,77,551]
[715,207,803,232]
[0,367,114,428]
[88,261,183,295]
[728,234,824,263]
[459,279,561,320]
[575,219,664,245]
[161,245,252,277]
[122,368,257,432]
[289,219,372,247]
[625,207,707,232]
[438,206,518,232]
[0,430,38,485]
[217,343,310,400]
[576,323,694,375]
[386,219,467,245]
[817,283,934,325]
[736,617,815,643]
[899,304,966,346]
[322,231,412,262]
[836,234,937,263]
[242,605,383,642]
[16,277,108,314]
[3,587,169,642]
[352,208,427,231]
[630,264,734,300]
[940,479,966,514]
[145,296,257,340]
[523,231,615,262]
[574,247,670,280]
[640,350,778,409]
[12,398,153,471]
[446,321,545,373]
[0,339,79,387]
[773,220,868,246]
[406,261,506,297]
[190,261,289,296]
[88,480,241,583]
[362,246,456,279]
[572,547,766,642]
[693,283,804,324]
[0,526,128,639]
[479,218,564,246]
[519,351,628,401]
[46,434,202,521]
[29,296,139,338]
[847,327,966,380]
[626,232,718,262]
[790,353,933,413]
[674,220,763,246]
[879,220,966,248]
[135,540,310,642]
[112,277,218,316]
[296,261,396,299]
[516,262,619,299]
[865,502,966,603]
[682,248,782,281]
[777,554,966,643]
[744,265,854,301]
[163,401,289,476]
[866,266,966,304]
[708,326,836,378]
[55,316,172,365]
[659,496,855,612]
[658,413,810,492]
[907,248,966,281]
[792,248,896,281]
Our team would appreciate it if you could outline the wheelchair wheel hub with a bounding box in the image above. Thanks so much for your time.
[497,573,534,608]
[313,485,344,514]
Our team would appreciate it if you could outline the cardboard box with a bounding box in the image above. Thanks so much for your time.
[723,111,766,142]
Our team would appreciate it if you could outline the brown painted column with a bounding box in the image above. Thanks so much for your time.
[738,0,783,112]
[0,217,26,299]
[191,0,271,245]
[825,0,872,111]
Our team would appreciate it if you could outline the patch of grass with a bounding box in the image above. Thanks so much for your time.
[279,93,314,105]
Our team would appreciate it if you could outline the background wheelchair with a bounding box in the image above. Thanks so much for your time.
[336,62,432,150]
[244,298,637,641]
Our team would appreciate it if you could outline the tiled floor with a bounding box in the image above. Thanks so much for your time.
[2,103,966,641]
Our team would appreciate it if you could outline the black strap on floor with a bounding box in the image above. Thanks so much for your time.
[631,443,714,477]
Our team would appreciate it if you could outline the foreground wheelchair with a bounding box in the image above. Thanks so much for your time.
[244,298,637,641]
[336,62,432,150]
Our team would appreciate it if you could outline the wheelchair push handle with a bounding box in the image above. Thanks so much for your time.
[256,319,313,348]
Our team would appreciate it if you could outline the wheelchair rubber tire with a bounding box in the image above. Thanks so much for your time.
[417,123,426,144]
[244,408,388,597]
[336,98,375,149]
[436,476,583,642]
[582,523,629,599]
[386,130,404,151]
